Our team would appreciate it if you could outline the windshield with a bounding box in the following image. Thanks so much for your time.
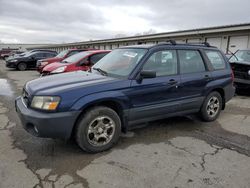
[56,50,69,58]
[229,50,250,63]
[92,48,147,78]
[61,51,91,63]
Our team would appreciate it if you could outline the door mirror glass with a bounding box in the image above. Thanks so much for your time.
[140,70,156,79]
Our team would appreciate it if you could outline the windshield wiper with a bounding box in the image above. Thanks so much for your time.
[93,67,108,76]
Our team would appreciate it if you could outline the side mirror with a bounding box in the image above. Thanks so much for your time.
[79,59,90,66]
[140,70,156,79]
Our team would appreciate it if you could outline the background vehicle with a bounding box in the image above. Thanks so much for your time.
[0,48,19,59]
[41,50,110,76]
[16,42,235,153]
[229,49,250,92]
[37,49,92,73]
[6,51,57,70]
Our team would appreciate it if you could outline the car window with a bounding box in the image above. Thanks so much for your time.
[67,51,81,57]
[32,53,44,58]
[205,50,226,70]
[143,50,177,76]
[229,50,250,63]
[179,50,205,74]
[89,53,108,65]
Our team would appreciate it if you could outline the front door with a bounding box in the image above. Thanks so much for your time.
[128,49,181,124]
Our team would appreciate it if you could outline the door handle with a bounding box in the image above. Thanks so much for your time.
[168,79,178,85]
[204,75,213,81]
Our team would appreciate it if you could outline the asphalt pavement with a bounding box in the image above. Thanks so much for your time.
[0,60,250,188]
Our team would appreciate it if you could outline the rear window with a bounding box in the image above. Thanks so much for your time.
[205,50,226,70]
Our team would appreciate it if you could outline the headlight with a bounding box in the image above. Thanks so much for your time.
[51,66,66,73]
[31,96,60,110]
[10,59,18,62]
[248,70,250,76]
[41,61,49,66]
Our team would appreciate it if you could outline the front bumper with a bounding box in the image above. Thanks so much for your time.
[15,96,81,139]
[5,61,16,68]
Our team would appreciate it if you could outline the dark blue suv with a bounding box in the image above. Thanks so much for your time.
[16,42,235,153]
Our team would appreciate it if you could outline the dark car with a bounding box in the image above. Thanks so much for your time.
[229,49,250,91]
[6,51,57,70]
[15,42,235,153]
[36,49,92,73]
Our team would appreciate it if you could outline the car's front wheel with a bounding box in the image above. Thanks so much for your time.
[200,91,222,122]
[17,62,27,71]
[75,106,121,153]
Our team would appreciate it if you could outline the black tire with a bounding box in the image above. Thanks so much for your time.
[75,106,121,153]
[17,62,27,71]
[200,91,222,122]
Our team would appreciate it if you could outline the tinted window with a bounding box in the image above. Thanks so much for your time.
[90,53,108,65]
[143,50,177,76]
[32,52,45,58]
[205,50,226,70]
[179,50,205,74]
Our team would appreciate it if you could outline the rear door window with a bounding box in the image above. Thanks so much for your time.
[178,50,206,74]
[205,50,226,70]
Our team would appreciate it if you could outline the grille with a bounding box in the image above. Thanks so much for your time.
[231,64,250,80]
[22,89,30,106]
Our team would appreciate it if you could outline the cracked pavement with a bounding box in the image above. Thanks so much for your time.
[0,60,250,188]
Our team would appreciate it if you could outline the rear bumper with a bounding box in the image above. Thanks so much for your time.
[15,96,81,139]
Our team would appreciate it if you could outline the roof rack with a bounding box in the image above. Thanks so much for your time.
[156,40,214,48]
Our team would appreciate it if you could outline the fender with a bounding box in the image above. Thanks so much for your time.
[70,90,131,112]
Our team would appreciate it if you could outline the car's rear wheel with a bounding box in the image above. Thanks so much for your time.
[75,106,121,153]
[17,62,27,71]
[200,91,222,122]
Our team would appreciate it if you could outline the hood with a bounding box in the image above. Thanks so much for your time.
[230,61,250,66]
[42,62,65,72]
[40,57,63,63]
[25,71,115,95]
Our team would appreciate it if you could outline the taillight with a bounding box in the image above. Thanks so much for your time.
[231,69,234,81]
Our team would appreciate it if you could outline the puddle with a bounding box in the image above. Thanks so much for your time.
[0,79,13,96]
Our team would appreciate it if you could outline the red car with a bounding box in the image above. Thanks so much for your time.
[37,49,90,73]
[41,50,110,76]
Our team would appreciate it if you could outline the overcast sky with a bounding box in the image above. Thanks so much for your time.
[0,0,250,44]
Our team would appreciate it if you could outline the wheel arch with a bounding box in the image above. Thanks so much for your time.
[209,88,225,110]
[71,98,129,139]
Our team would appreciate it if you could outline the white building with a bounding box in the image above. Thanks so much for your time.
[27,23,250,54]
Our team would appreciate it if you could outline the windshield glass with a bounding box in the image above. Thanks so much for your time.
[92,48,147,78]
[56,50,69,58]
[61,51,91,63]
[229,50,250,63]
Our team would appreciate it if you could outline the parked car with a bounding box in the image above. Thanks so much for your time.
[37,49,91,73]
[15,42,235,153]
[229,49,250,91]
[6,51,57,70]
[0,48,19,59]
[41,50,110,76]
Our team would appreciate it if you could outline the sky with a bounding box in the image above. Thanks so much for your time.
[0,0,250,44]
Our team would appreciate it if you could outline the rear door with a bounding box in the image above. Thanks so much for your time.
[178,49,211,111]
